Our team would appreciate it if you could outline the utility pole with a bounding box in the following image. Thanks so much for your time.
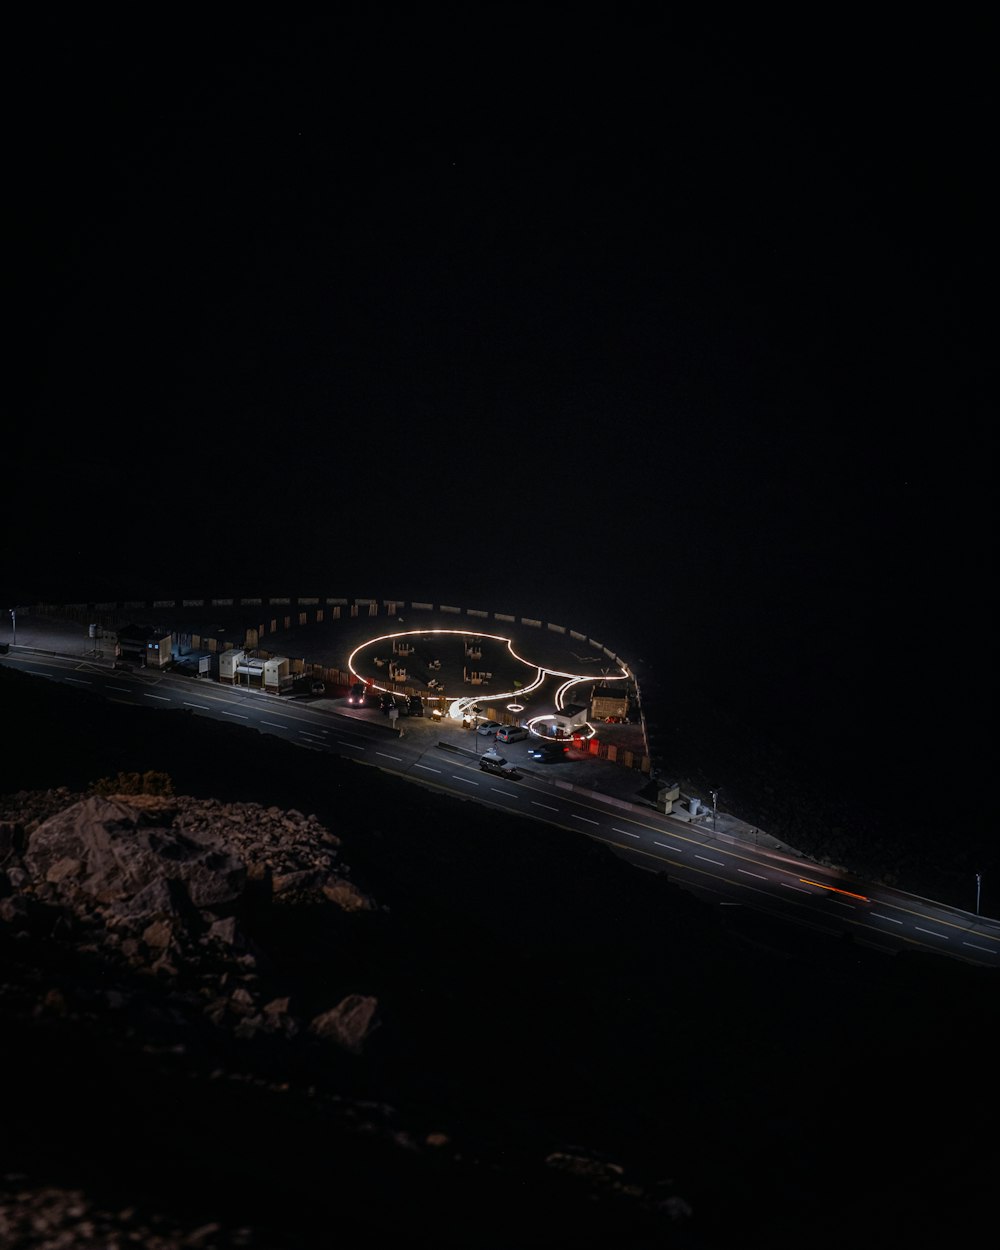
[976,872,982,917]
[9,608,16,646]
[710,789,718,832]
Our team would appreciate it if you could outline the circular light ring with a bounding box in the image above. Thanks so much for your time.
[506,702,524,713]
[525,714,598,741]
[343,627,631,727]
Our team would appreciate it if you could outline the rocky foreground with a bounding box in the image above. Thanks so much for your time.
[1,661,996,1249]
[0,786,691,1249]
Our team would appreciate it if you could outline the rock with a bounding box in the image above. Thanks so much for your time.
[142,918,174,948]
[24,796,246,913]
[309,994,380,1054]
[321,878,372,911]
[208,915,238,945]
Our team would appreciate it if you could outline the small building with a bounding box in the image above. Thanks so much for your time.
[220,649,289,692]
[116,623,172,669]
[590,684,630,722]
[655,780,681,815]
[264,656,290,692]
[537,704,590,738]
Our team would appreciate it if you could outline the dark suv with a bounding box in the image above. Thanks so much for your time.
[527,740,569,763]
[348,682,367,706]
[479,756,519,779]
[407,694,424,716]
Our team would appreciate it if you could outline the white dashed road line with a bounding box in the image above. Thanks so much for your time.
[491,788,519,798]
[963,941,994,953]
[337,740,364,750]
[453,775,479,786]
[915,926,948,939]
[872,913,902,924]
[739,868,767,880]
[65,677,92,685]
[696,854,725,867]
[299,731,327,741]
[614,828,641,838]
[781,882,812,894]
[107,685,131,693]
[654,840,682,852]
[414,763,441,773]
[376,751,402,762]
[184,703,211,711]
[143,693,171,702]
[221,710,248,719]
[532,801,558,811]
[572,814,599,825]
[261,721,287,729]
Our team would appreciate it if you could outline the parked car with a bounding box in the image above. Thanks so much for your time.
[495,724,528,743]
[380,692,399,714]
[527,739,569,762]
[348,682,367,706]
[407,694,424,716]
[476,721,499,736]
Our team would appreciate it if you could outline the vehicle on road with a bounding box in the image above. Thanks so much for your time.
[495,724,528,743]
[348,682,367,706]
[527,739,569,762]
[479,755,519,779]
[476,721,499,737]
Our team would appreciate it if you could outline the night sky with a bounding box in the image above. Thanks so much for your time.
[9,12,995,868]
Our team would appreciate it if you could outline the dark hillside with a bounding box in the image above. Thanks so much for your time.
[1,667,996,1247]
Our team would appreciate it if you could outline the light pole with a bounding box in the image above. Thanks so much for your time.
[976,872,982,916]
[9,608,16,646]
[710,789,718,832]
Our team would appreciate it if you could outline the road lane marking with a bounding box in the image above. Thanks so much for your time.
[532,801,558,811]
[376,751,403,761]
[453,775,479,785]
[738,868,767,880]
[414,763,441,773]
[221,710,249,719]
[300,731,327,741]
[696,854,725,866]
[572,814,599,825]
[962,941,993,953]
[107,686,131,693]
[143,693,171,702]
[261,720,287,729]
[337,740,364,750]
[915,926,949,939]
[872,913,903,924]
[613,828,641,838]
[65,677,92,685]
[654,840,682,852]
[781,882,813,894]
[491,788,519,798]
[184,702,211,710]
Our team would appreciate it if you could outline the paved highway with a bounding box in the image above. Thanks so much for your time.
[5,649,999,970]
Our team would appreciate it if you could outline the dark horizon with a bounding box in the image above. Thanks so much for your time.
[8,11,994,884]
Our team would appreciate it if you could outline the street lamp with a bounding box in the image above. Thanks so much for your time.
[472,705,481,754]
[9,608,15,646]
[976,872,982,917]
[710,789,718,832]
